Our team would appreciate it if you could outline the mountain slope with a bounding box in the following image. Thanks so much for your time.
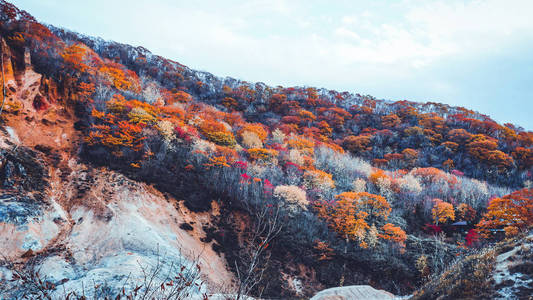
[0,1,532,299]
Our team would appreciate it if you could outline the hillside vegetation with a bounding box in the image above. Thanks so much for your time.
[0,1,532,298]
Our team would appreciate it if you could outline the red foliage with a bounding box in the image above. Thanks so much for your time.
[465,229,479,247]
[423,223,442,235]
[233,161,248,170]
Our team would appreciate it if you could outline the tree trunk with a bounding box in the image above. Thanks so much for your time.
[340,235,348,287]
[0,42,5,117]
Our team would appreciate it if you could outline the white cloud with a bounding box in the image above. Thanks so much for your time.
[11,0,533,128]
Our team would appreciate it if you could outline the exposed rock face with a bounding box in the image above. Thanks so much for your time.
[1,38,16,89]
[310,285,399,300]
[492,232,533,299]
[0,68,235,297]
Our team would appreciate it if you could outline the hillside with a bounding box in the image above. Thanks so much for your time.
[412,230,533,299]
[0,1,532,299]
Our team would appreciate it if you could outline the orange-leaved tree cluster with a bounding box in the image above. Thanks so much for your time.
[432,199,455,225]
[476,188,533,239]
[314,191,403,248]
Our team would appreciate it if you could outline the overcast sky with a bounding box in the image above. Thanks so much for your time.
[12,0,533,130]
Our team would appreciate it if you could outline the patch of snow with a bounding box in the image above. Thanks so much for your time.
[5,126,19,144]
[38,256,76,283]
[311,285,399,300]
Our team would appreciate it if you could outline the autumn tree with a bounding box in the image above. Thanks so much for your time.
[198,119,236,146]
[379,223,407,250]
[455,203,476,223]
[314,191,398,285]
[381,114,401,128]
[343,135,372,154]
[61,43,91,73]
[432,199,455,225]
[476,188,533,239]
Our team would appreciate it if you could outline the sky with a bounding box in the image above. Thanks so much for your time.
[11,0,533,130]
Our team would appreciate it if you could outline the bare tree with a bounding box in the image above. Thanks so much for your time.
[234,202,284,300]
[0,41,6,117]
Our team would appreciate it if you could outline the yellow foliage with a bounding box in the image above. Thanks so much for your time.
[303,169,335,190]
[247,148,278,162]
[432,199,455,225]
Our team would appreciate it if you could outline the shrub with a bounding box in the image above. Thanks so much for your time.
[198,119,236,146]
[157,120,175,141]
[303,169,335,191]
[274,185,308,211]
[241,130,263,148]
[287,149,305,166]
[353,178,367,193]
[271,128,286,144]
[247,148,279,162]
[379,223,407,248]
[239,123,268,141]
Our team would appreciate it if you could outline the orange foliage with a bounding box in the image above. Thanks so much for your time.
[477,188,533,238]
[447,128,473,145]
[404,126,424,136]
[313,240,334,261]
[512,147,533,169]
[369,169,390,186]
[418,113,445,132]
[287,135,315,155]
[239,123,268,141]
[222,97,238,110]
[299,109,317,122]
[165,90,192,105]
[402,148,418,166]
[315,195,369,242]
[61,43,92,73]
[315,191,403,249]
[335,192,391,221]
[99,63,141,93]
[432,199,455,225]
[411,167,448,184]
[441,141,458,152]
[78,82,95,101]
[317,120,333,137]
[379,223,407,248]
[87,119,145,152]
[269,93,287,110]
[443,159,455,171]
[343,135,372,154]
[204,156,230,168]
[456,203,476,222]
[198,119,236,146]
[247,148,278,162]
[381,114,401,128]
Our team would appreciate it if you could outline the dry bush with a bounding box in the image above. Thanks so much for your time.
[273,185,308,211]
[157,120,175,141]
[303,169,335,191]
[271,128,286,144]
[192,138,217,154]
[287,149,305,166]
[241,131,263,149]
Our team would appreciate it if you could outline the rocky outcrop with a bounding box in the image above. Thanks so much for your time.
[311,285,399,300]
[0,108,235,298]
[492,232,533,299]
